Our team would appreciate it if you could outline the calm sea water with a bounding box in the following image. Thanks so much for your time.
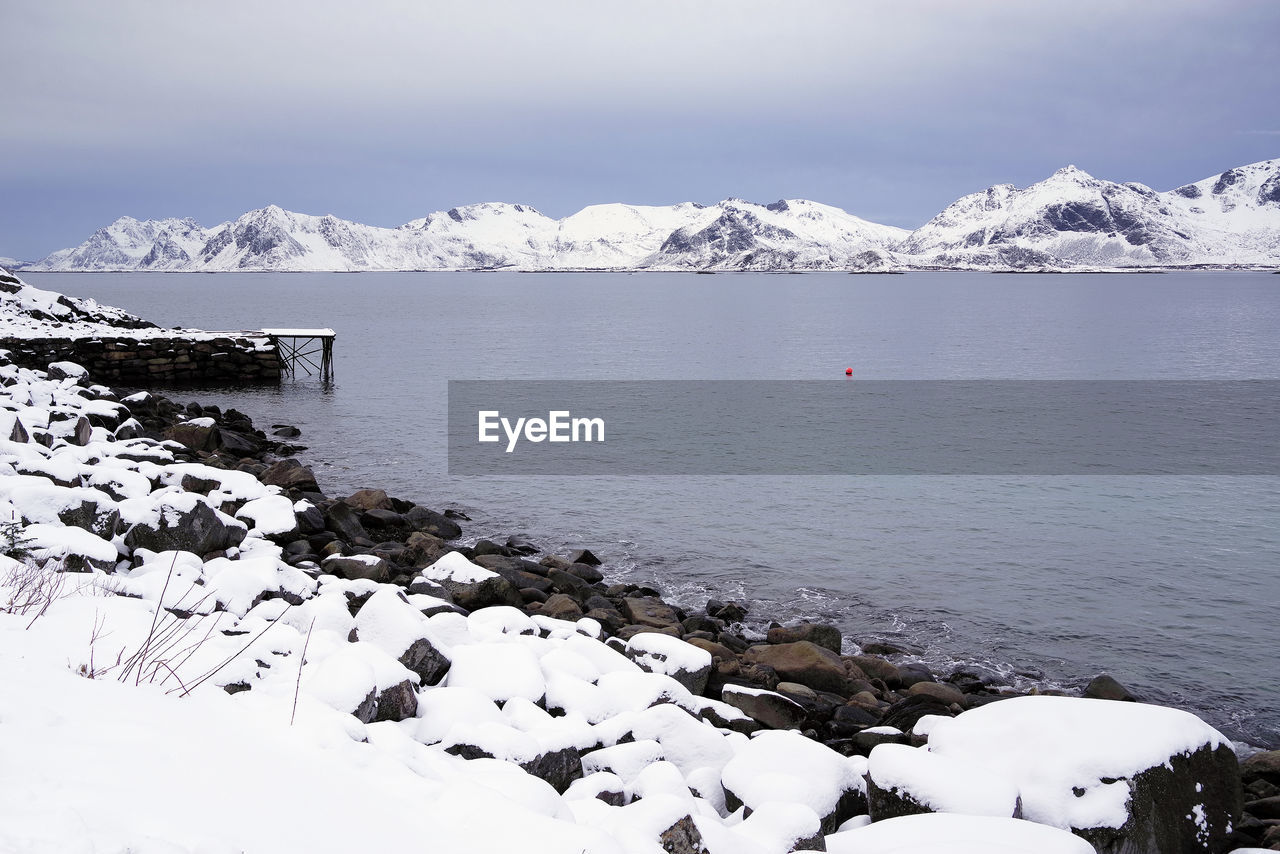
[31,270,1280,748]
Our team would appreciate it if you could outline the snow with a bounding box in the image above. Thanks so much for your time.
[720,729,863,818]
[825,813,1096,854]
[423,550,499,584]
[624,631,712,679]
[924,694,1230,831]
[235,494,298,536]
[867,742,1021,817]
[445,642,546,703]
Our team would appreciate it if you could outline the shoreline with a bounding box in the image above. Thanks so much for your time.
[89,375,1275,754]
[3,352,1278,850]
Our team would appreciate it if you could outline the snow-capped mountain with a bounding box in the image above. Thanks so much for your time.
[18,159,1280,272]
[898,159,1280,269]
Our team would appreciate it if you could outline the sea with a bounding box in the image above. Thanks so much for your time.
[29,269,1280,749]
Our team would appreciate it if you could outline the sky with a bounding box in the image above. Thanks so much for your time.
[1,0,1278,260]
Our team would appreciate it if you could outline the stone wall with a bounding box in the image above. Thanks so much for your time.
[0,335,281,384]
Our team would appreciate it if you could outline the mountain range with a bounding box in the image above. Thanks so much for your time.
[16,159,1280,272]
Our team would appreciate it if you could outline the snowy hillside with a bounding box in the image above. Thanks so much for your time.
[19,159,1280,272]
[898,159,1280,269]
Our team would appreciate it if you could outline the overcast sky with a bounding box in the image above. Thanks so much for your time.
[2,0,1277,259]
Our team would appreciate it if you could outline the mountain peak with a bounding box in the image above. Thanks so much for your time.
[1048,164,1095,182]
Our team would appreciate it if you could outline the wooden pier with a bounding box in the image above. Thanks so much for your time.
[260,328,335,380]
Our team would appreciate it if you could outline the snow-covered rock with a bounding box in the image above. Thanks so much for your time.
[720,729,866,832]
[925,695,1242,853]
[866,742,1022,821]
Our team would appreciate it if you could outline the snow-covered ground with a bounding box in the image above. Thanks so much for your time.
[17,159,1280,273]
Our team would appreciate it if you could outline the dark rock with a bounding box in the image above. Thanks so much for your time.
[504,535,540,555]
[402,531,446,567]
[215,428,263,457]
[767,623,843,655]
[404,506,462,539]
[322,554,390,582]
[568,548,602,566]
[1084,673,1137,702]
[1242,750,1280,786]
[860,641,914,656]
[564,562,604,584]
[373,679,419,722]
[541,593,585,621]
[294,501,326,535]
[164,421,216,451]
[621,597,681,630]
[547,567,592,598]
[711,601,747,623]
[847,655,900,687]
[400,636,451,686]
[324,502,369,542]
[259,459,320,493]
[270,425,302,438]
[361,508,405,528]
[523,746,584,794]
[123,499,246,555]
[432,573,524,611]
[657,815,706,854]
[741,641,852,695]
[896,663,936,687]
[721,685,807,729]
[907,681,967,708]
[473,538,517,557]
[72,415,93,446]
[879,694,954,732]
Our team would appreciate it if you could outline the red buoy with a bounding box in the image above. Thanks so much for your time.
[845,367,853,376]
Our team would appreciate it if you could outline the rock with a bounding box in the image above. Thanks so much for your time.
[215,428,263,457]
[777,681,819,704]
[361,508,405,529]
[164,421,217,451]
[685,637,736,663]
[711,601,748,623]
[522,747,585,795]
[503,534,540,555]
[294,501,326,534]
[861,641,914,656]
[322,554,390,582]
[324,502,369,542]
[721,684,807,729]
[123,498,246,555]
[541,593,585,621]
[1084,673,1137,702]
[657,815,707,854]
[421,551,523,610]
[896,663,936,687]
[404,505,462,539]
[907,681,967,708]
[624,633,713,695]
[722,729,866,833]
[270,424,302,438]
[259,458,320,493]
[847,655,901,687]
[1242,750,1280,786]
[767,623,843,654]
[925,696,1242,854]
[741,641,852,695]
[866,742,1022,822]
[373,679,419,722]
[879,694,955,732]
[402,531,446,567]
[354,589,452,685]
[621,596,681,631]
[824,813,1095,852]
[564,562,604,584]
[568,548,602,566]
[547,567,593,598]
[72,415,93,446]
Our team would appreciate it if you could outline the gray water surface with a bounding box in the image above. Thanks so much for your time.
[31,270,1280,747]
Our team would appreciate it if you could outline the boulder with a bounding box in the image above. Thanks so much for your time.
[721,684,807,729]
[721,729,866,833]
[540,593,585,621]
[767,622,844,654]
[925,696,1242,854]
[163,421,217,451]
[323,502,369,542]
[123,498,246,556]
[373,679,419,722]
[866,742,1022,822]
[404,506,462,539]
[1242,750,1280,786]
[422,551,523,611]
[402,531,447,567]
[907,681,967,708]
[824,813,1096,853]
[741,641,852,695]
[1085,673,1138,702]
[621,596,681,631]
[344,488,394,511]
[568,548,602,566]
[354,588,452,685]
[322,554,390,583]
[624,632,713,695]
[259,458,320,493]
